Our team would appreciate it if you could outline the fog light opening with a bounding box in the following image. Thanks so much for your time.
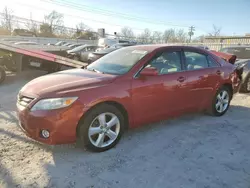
[41,130,50,138]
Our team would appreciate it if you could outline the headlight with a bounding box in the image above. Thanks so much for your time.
[31,97,78,111]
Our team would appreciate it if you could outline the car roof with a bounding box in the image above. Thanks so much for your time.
[124,44,208,53]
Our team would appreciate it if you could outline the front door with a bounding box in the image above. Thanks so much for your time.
[131,49,189,125]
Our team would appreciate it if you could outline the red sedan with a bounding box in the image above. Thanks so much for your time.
[17,45,241,152]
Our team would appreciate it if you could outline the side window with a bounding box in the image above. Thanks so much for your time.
[207,56,219,67]
[184,52,208,70]
[146,51,182,75]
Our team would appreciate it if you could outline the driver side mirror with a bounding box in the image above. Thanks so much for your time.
[140,67,158,76]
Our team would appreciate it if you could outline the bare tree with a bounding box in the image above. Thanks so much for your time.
[1,6,14,33]
[209,24,221,37]
[137,28,152,43]
[176,29,188,42]
[25,13,38,33]
[44,10,64,34]
[162,29,188,43]
[119,27,135,39]
[163,29,176,43]
[152,31,163,43]
[74,22,94,39]
[40,23,54,37]
[192,35,205,43]
[76,22,91,32]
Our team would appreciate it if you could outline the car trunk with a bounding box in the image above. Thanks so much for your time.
[210,50,243,80]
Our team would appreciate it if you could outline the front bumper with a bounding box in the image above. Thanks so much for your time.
[16,100,84,145]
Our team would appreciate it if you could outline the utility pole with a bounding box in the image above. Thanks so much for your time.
[188,26,195,43]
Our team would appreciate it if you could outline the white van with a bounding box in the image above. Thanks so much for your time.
[98,38,131,48]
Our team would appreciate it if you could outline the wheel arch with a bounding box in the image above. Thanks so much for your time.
[76,100,129,137]
[221,83,233,99]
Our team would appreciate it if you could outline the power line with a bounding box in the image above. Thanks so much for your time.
[43,0,209,34]
[41,0,191,28]
[0,14,148,40]
[13,1,208,35]
[15,2,147,32]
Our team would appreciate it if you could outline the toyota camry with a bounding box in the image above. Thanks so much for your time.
[17,45,241,152]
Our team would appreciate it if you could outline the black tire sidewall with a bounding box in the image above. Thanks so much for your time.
[210,86,231,116]
[77,104,125,152]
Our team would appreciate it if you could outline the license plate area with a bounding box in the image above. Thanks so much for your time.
[30,62,41,67]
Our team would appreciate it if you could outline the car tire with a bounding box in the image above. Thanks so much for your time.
[209,86,232,116]
[77,104,125,152]
[0,66,6,84]
[240,73,250,93]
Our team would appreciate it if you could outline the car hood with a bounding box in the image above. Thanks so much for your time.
[20,68,117,97]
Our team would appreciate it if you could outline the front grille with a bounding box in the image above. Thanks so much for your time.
[17,94,34,107]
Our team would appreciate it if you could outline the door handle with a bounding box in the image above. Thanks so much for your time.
[177,76,185,83]
[216,70,221,75]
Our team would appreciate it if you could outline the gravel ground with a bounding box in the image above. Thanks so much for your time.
[0,71,250,188]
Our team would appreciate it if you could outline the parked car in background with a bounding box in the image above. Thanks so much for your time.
[14,41,39,45]
[220,46,250,92]
[87,43,135,63]
[17,45,241,152]
[67,43,84,49]
[109,42,136,49]
[62,43,72,47]
[98,37,131,48]
[12,29,37,37]
[54,41,67,46]
[87,47,118,63]
[194,45,210,50]
[67,44,98,62]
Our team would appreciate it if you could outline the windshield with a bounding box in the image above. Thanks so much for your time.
[86,47,148,75]
[220,47,250,59]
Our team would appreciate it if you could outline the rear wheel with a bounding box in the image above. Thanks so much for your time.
[209,86,231,116]
[0,66,6,84]
[77,104,125,152]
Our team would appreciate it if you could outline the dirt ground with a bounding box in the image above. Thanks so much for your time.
[0,71,250,188]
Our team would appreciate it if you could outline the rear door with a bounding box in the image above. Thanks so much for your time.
[182,49,222,109]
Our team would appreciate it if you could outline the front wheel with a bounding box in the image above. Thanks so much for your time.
[209,86,232,116]
[77,104,125,152]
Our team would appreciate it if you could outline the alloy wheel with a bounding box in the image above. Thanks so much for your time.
[88,112,120,148]
[215,90,229,113]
